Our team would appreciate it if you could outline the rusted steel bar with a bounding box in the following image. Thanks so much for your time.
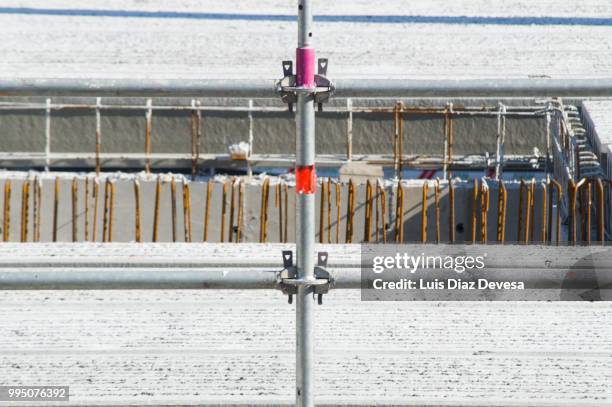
[345,179,355,243]
[71,177,78,242]
[20,180,30,242]
[568,178,587,244]
[524,180,533,243]
[582,181,592,244]
[276,182,283,243]
[335,181,341,243]
[133,179,142,243]
[95,97,101,175]
[518,179,525,243]
[394,181,405,243]
[540,182,548,243]
[448,179,455,243]
[152,176,161,242]
[379,182,387,243]
[108,180,115,242]
[83,177,89,241]
[528,178,535,242]
[471,179,478,243]
[3,180,10,242]
[102,179,110,243]
[33,177,41,242]
[92,178,99,242]
[364,180,373,242]
[183,182,192,243]
[319,178,326,243]
[421,181,429,243]
[496,180,507,243]
[144,99,153,173]
[393,102,404,179]
[435,179,441,243]
[52,177,60,242]
[190,100,201,180]
[170,177,177,242]
[228,179,235,243]
[549,178,562,245]
[221,180,229,243]
[237,180,245,242]
[283,182,289,243]
[203,180,212,242]
[480,178,489,243]
[327,177,332,243]
[258,178,270,243]
[596,178,605,244]
[375,180,380,242]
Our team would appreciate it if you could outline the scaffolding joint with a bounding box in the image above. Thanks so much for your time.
[276,58,334,112]
[276,250,333,305]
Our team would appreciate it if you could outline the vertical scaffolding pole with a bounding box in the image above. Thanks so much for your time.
[295,1,315,405]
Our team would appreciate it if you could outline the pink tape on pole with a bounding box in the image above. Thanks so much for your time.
[296,47,315,88]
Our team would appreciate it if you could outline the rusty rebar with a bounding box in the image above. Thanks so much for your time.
[133,179,142,243]
[102,179,110,243]
[20,180,30,242]
[518,179,525,243]
[3,180,10,242]
[471,179,478,243]
[345,179,355,243]
[549,178,562,245]
[284,182,289,243]
[335,181,341,243]
[92,177,99,242]
[71,177,78,242]
[170,177,177,242]
[582,180,592,244]
[327,177,332,243]
[228,179,236,243]
[496,180,507,243]
[33,177,41,242]
[364,180,373,242]
[52,177,60,242]
[596,178,605,244]
[221,180,229,243]
[480,179,489,243]
[375,180,380,242]
[237,180,245,243]
[152,176,161,242]
[568,178,587,245]
[379,182,387,243]
[108,180,115,242]
[394,181,404,243]
[258,178,270,243]
[528,178,535,241]
[183,181,192,243]
[203,180,212,242]
[83,177,89,241]
[319,178,326,243]
[540,182,548,243]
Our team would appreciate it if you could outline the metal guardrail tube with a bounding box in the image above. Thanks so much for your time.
[2,78,612,98]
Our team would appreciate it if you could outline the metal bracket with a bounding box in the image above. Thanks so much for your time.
[276,250,333,305]
[276,58,335,112]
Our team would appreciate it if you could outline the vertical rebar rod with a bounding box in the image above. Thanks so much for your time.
[326,177,332,244]
[3,180,10,242]
[203,180,212,242]
[92,178,99,242]
[34,177,41,242]
[134,179,142,243]
[375,180,380,242]
[52,177,59,242]
[435,179,441,244]
[319,179,325,243]
[471,178,478,243]
[596,178,605,244]
[228,179,236,243]
[83,177,89,241]
[295,1,316,404]
[221,180,229,243]
[71,177,77,242]
[237,180,245,242]
[170,177,177,242]
[183,182,192,243]
[540,182,548,243]
[102,179,110,243]
[108,180,115,242]
[335,182,341,243]
[20,180,29,243]
[380,183,387,243]
[421,181,428,243]
[497,180,507,243]
[152,176,161,242]
[449,179,455,243]
[276,183,283,243]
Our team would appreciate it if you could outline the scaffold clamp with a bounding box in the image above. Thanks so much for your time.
[276,58,335,112]
[277,250,333,305]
